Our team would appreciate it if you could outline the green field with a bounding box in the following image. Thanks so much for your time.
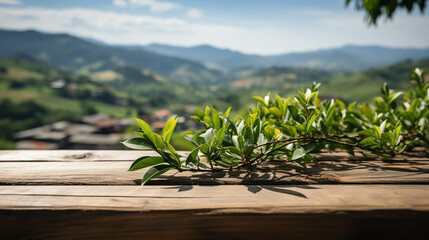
[1,55,428,150]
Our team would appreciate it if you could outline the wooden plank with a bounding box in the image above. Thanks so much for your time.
[0,150,183,162]
[1,209,428,240]
[0,160,428,185]
[0,185,428,212]
[1,185,428,239]
[0,149,428,239]
[0,149,427,162]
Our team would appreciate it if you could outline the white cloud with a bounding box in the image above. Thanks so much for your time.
[113,0,128,8]
[129,0,179,13]
[0,0,20,5]
[186,8,203,19]
[0,6,427,55]
[0,6,247,49]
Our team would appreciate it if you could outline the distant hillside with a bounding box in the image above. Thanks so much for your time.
[143,43,429,72]
[215,58,429,109]
[144,44,265,71]
[0,29,221,84]
[219,66,334,106]
[228,67,332,91]
[271,45,429,72]
[320,58,429,102]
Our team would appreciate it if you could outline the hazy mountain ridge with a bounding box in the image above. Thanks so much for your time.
[1,28,428,85]
[144,43,429,72]
[0,29,221,84]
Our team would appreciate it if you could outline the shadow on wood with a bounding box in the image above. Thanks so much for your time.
[1,210,428,240]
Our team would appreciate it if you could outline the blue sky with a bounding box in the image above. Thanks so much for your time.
[0,0,428,55]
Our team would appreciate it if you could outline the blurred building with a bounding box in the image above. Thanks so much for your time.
[13,114,132,150]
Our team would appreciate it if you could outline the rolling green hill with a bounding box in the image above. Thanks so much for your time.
[319,58,429,102]
[214,59,429,109]
[0,29,221,85]
[1,55,428,150]
[144,43,429,72]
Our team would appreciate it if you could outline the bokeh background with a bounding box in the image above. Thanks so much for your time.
[0,0,428,150]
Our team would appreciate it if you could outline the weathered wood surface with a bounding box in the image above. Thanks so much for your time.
[2,210,428,240]
[0,150,428,185]
[0,185,428,212]
[1,150,429,240]
[0,148,427,161]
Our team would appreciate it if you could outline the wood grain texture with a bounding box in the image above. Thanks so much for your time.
[0,150,183,162]
[0,210,429,240]
[0,185,428,212]
[0,149,427,162]
[0,150,429,239]
[1,210,428,240]
[0,159,428,185]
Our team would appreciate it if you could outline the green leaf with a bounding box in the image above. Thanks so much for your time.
[216,124,227,144]
[373,125,381,139]
[275,94,284,111]
[134,117,157,147]
[224,107,231,118]
[359,105,374,122]
[389,92,403,104]
[269,107,282,118]
[336,99,345,110]
[190,115,203,123]
[359,137,379,148]
[122,137,153,150]
[160,151,180,167]
[225,146,241,155]
[128,156,164,172]
[280,124,298,138]
[152,133,166,150]
[287,105,299,120]
[306,113,318,133]
[359,128,378,138]
[186,147,200,165]
[198,162,210,169]
[200,128,215,143]
[306,92,317,103]
[295,124,305,134]
[294,95,307,108]
[199,143,210,155]
[379,120,387,134]
[304,143,317,153]
[162,116,178,143]
[164,141,178,155]
[211,107,221,130]
[141,165,174,185]
[381,132,396,146]
[395,123,402,142]
[264,93,270,105]
[203,115,213,128]
[252,96,267,106]
[195,108,204,119]
[292,148,306,160]
[264,126,276,141]
[205,106,211,116]
[225,118,238,135]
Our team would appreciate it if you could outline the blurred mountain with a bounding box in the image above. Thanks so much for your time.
[0,29,221,84]
[270,45,429,72]
[143,43,429,72]
[319,58,429,102]
[2,28,428,83]
[144,44,265,71]
[217,58,429,108]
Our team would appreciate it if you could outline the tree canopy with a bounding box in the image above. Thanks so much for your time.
[346,0,427,25]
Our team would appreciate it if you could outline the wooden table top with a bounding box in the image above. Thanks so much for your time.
[1,149,428,240]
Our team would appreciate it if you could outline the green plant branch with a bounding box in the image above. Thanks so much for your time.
[125,68,428,185]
